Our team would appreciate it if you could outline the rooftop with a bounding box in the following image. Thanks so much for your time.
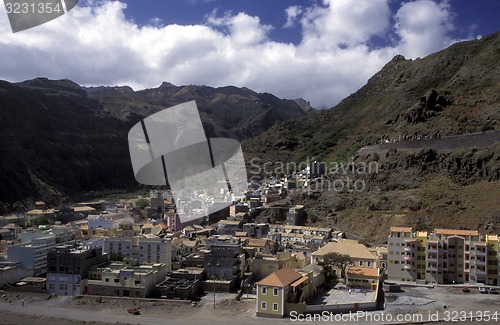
[390,227,413,233]
[256,267,304,287]
[312,241,376,260]
[434,229,478,236]
[347,267,379,277]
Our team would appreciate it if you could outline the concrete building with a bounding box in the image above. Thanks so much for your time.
[0,262,33,288]
[217,219,242,235]
[7,234,56,275]
[387,227,495,285]
[204,235,245,287]
[286,205,305,226]
[46,244,108,295]
[104,236,172,271]
[387,227,417,282]
[242,223,269,238]
[230,203,249,218]
[88,262,167,298]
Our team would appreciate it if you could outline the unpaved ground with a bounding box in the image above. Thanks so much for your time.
[1,286,499,324]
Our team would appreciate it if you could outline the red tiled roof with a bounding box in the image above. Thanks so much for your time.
[256,267,303,287]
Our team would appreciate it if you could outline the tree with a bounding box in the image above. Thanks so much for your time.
[135,198,149,210]
[320,252,353,279]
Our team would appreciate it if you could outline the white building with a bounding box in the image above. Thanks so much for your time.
[88,214,114,230]
[7,234,56,275]
[104,236,172,271]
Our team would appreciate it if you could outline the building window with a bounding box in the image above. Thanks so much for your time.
[273,303,278,311]
[359,261,364,267]
[261,302,266,310]
[261,286,267,295]
[273,288,279,296]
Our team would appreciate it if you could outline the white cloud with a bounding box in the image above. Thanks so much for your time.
[284,5,302,28]
[395,0,455,58]
[0,0,465,108]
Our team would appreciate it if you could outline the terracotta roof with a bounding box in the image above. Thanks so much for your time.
[312,241,376,260]
[434,229,478,236]
[290,276,309,287]
[256,267,304,287]
[347,267,379,278]
[390,227,413,232]
[246,238,270,247]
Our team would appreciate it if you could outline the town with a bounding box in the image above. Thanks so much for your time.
[1,165,499,322]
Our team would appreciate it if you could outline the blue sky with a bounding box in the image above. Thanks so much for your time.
[0,0,498,108]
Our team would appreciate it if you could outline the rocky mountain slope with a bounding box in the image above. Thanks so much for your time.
[0,79,309,209]
[244,32,500,243]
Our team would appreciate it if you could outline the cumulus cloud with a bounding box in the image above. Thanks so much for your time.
[395,0,455,58]
[284,5,302,28]
[0,0,465,108]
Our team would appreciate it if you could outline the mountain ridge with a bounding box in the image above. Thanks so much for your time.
[0,78,310,209]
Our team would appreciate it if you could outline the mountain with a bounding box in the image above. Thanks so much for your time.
[0,78,309,209]
[85,82,309,140]
[243,32,500,243]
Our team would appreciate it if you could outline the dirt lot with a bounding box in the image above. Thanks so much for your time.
[1,286,499,324]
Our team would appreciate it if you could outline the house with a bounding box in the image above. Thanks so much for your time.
[230,203,249,218]
[256,267,310,318]
[87,214,114,230]
[217,219,242,235]
[244,238,273,255]
[311,240,378,277]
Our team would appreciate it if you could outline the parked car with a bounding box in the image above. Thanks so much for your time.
[489,288,499,294]
[127,308,140,315]
[462,286,470,293]
[479,286,488,294]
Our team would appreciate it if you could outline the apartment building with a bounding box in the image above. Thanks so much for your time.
[46,244,108,295]
[387,227,500,285]
[88,262,167,298]
[386,227,417,282]
[7,234,57,275]
[486,235,499,285]
[104,236,172,271]
[203,235,245,281]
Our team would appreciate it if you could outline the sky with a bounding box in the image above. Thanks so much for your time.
[0,0,498,108]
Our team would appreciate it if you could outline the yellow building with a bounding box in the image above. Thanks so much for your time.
[346,267,380,290]
[311,239,379,276]
[256,267,309,318]
[486,234,499,286]
[416,231,428,281]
